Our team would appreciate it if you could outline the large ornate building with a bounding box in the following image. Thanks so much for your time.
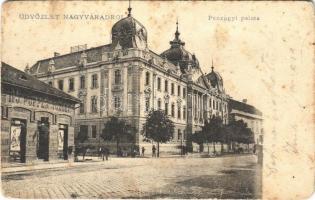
[28,7,232,154]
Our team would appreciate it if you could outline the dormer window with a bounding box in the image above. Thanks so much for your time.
[19,74,28,81]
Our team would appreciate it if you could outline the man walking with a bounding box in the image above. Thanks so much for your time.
[152,145,156,157]
[141,147,145,157]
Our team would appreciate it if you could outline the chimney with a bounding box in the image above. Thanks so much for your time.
[54,52,60,57]
[242,99,247,104]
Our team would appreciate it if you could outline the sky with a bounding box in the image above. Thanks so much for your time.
[1,1,313,113]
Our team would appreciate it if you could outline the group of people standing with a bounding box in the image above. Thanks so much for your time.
[140,145,157,157]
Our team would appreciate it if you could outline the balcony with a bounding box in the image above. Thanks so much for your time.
[112,84,123,92]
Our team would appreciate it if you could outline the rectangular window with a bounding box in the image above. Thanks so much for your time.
[157,99,161,109]
[79,125,88,139]
[69,78,74,91]
[115,70,121,84]
[91,96,98,113]
[58,80,64,91]
[164,80,168,92]
[145,98,150,112]
[183,106,186,119]
[171,104,175,117]
[171,83,174,95]
[91,74,98,89]
[79,102,85,114]
[80,76,85,89]
[165,103,168,115]
[157,77,161,91]
[183,88,186,98]
[178,129,182,140]
[145,72,150,86]
[177,85,181,96]
[114,96,121,110]
[177,107,181,119]
[91,125,97,138]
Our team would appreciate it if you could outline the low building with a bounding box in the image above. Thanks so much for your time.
[228,98,263,145]
[1,62,80,163]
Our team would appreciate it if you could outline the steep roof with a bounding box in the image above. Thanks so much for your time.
[228,98,262,116]
[30,44,111,74]
[2,62,80,103]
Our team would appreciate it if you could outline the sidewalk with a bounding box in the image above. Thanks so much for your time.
[1,156,105,174]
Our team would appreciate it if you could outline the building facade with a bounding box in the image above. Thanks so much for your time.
[29,7,230,154]
[228,98,263,145]
[1,62,80,163]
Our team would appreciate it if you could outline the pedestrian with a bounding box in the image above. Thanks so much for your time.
[152,145,156,157]
[99,147,102,159]
[141,147,145,157]
[99,147,104,161]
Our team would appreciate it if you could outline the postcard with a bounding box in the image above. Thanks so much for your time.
[1,1,314,199]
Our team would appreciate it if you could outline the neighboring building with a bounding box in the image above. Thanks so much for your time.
[28,7,229,154]
[1,62,80,163]
[228,98,263,145]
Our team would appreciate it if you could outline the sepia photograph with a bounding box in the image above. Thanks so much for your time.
[1,0,314,199]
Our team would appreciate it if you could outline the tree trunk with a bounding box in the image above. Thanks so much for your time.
[157,142,160,158]
[116,140,119,157]
[207,142,209,154]
[200,143,204,153]
[221,142,224,154]
[232,142,235,153]
[213,142,216,153]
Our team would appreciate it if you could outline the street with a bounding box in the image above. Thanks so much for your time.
[2,155,261,199]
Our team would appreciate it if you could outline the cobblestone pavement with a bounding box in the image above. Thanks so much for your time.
[1,155,261,199]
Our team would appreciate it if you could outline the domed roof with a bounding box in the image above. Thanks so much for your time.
[205,65,224,92]
[160,21,199,73]
[111,7,147,50]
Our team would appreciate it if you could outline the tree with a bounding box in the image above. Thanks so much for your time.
[191,130,206,153]
[141,109,175,157]
[205,116,223,154]
[241,127,255,151]
[223,119,255,153]
[101,117,136,156]
[221,123,235,152]
[74,128,89,160]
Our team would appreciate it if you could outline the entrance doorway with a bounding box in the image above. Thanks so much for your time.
[58,124,68,160]
[9,119,27,163]
[37,117,49,161]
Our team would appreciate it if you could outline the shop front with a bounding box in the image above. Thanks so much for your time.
[1,62,80,164]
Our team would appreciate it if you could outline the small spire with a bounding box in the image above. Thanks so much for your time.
[175,18,180,40]
[128,0,132,17]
